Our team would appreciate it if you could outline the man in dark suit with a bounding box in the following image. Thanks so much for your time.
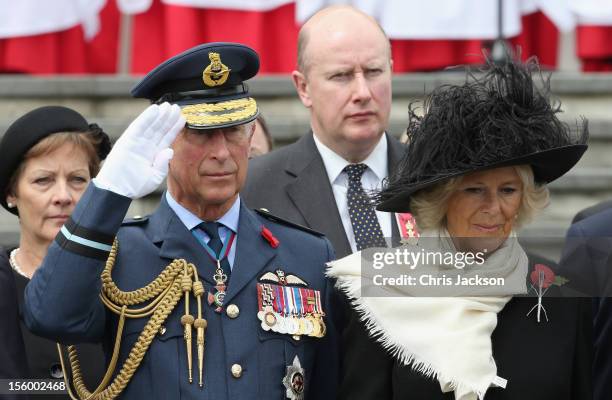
[24,43,338,400]
[561,206,612,400]
[243,5,406,258]
[572,199,612,224]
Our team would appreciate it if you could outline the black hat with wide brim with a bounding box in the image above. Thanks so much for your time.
[377,144,587,212]
[376,58,589,213]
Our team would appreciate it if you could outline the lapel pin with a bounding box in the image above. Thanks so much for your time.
[261,226,280,248]
[526,263,569,323]
[396,212,419,245]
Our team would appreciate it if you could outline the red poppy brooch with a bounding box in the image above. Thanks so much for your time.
[261,226,280,248]
[526,264,569,323]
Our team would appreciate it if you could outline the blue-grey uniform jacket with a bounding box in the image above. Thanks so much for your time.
[24,184,339,399]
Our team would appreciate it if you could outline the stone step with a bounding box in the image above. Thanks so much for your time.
[1,74,612,148]
[1,73,611,258]
[1,74,612,116]
[2,72,612,97]
[0,116,610,143]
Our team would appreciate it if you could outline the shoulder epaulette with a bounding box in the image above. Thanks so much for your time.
[254,208,324,237]
[122,215,150,226]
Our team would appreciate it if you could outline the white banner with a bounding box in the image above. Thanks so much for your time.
[118,0,293,14]
[296,0,377,23]
[570,0,612,25]
[116,0,153,15]
[379,0,522,40]
[534,0,574,32]
[0,0,105,40]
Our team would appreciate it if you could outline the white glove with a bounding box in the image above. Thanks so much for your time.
[94,103,185,199]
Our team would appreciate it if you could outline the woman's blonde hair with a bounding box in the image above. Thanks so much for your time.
[410,165,550,230]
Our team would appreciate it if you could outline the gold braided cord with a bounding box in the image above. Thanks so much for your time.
[57,305,127,400]
[58,239,201,400]
[101,245,184,305]
[182,98,258,126]
[100,283,173,318]
[182,98,254,113]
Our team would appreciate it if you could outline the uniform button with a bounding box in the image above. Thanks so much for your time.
[226,304,240,319]
[158,325,166,336]
[49,363,64,379]
[230,364,242,378]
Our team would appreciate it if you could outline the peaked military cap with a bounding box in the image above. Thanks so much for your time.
[131,42,260,130]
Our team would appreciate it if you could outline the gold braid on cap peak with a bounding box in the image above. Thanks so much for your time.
[181,98,257,127]
[56,240,208,400]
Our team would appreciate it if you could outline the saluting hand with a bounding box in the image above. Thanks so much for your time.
[93,103,186,199]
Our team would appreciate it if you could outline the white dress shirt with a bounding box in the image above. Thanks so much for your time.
[313,133,392,253]
[165,191,240,269]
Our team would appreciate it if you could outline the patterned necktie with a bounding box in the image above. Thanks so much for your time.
[344,163,387,250]
[198,221,232,281]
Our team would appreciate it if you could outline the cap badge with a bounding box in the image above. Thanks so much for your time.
[203,52,230,87]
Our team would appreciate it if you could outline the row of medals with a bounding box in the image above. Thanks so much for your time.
[258,306,326,338]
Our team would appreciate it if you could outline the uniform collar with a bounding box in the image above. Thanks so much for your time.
[312,132,388,184]
[165,191,240,233]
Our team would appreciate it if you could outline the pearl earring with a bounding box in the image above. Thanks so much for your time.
[7,202,15,208]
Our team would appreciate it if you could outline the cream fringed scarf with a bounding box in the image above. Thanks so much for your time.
[326,230,529,400]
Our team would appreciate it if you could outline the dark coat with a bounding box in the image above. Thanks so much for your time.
[24,184,339,400]
[1,248,105,399]
[338,268,593,400]
[571,200,612,224]
[242,132,406,258]
[0,250,28,400]
[561,207,612,400]
[11,266,105,400]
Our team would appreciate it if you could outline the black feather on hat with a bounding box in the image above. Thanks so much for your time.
[376,56,589,213]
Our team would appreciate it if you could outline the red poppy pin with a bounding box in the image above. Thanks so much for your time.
[261,226,280,248]
[527,264,569,323]
[529,264,569,289]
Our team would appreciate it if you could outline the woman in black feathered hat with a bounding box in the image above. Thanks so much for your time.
[0,106,109,393]
[328,57,592,400]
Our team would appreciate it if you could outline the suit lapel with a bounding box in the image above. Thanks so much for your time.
[151,197,216,286]
[386,133,406,171]
[223,205,276,305]
[387,134,407,246]
[284,133,352,257]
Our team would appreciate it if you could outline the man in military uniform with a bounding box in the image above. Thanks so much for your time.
[24,43,339,400]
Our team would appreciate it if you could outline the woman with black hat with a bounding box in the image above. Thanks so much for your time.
[328,58,592,400]
[0,106,110,397]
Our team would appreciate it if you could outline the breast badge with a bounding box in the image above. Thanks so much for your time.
[256,269,326,338]
[283,356,305,400]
